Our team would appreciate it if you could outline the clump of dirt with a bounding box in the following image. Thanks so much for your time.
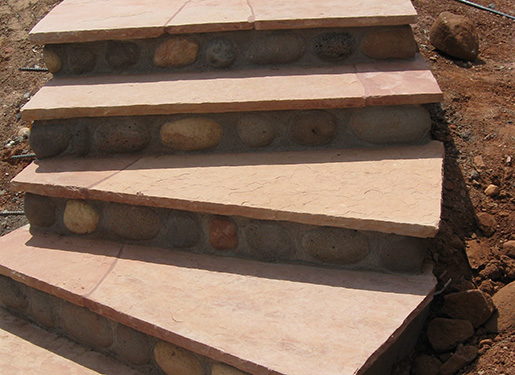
[0,0,514,374]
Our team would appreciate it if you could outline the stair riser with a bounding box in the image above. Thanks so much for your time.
[0,275,248,375]
[30,105,431,159]
[25,194,428,273]
[43,26,417,76]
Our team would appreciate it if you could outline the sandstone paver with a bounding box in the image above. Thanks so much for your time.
[0,226,436,375]
[12,142,444,237]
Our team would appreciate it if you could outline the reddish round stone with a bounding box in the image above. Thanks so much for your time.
[209,216,238,250]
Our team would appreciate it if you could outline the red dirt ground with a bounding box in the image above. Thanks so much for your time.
[1,0,514,374]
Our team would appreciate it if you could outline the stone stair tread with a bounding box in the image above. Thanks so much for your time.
[21,56,442,121]
[12,142,444,237]
[0,308,144,375]
[0,226,436,375]
[30,0,417,44]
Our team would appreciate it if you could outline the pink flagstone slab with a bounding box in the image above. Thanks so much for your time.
[250,0,417,30]
[21,60,442,121]
[12,142,444,237]
[0,309,144,375]
[0,226,436,375]
[29,0,418,43]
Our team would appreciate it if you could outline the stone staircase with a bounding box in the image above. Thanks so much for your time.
[0,0,444,374]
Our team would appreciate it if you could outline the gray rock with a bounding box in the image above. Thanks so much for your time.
[29,289,56,328]
[380,236,427,273]
[30,122,71,158]
[166,211,202,248]
[61,302,113,348]
[349,106,431,144]
[113,324,151,365]
[361,26,417,59]
[108,204,161,240]
[68,46,97,74]
[93,120,150,153]
[0,275,28,312]
[248,33,305,65]
[429,12,479,61]
[312,32,355,61]
[71,124,90,156]
[302,227,370,264]
[246,221,295,261]
[237,115,276,147]
[426,318,474,352]
[24,193,56,228]
[289,111,336,146]
[105,41,140,69]
[205,38,235,68]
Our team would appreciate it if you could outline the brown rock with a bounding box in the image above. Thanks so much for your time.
[502,240,515,258]
[63,200,99,235]
[29,289,56,328]
[484,184,500,197]
[209,216,238,250]
[289,111,336,146]
[30,122,71,158]
[105,41,140,69]
[166,211,202,248]
[212,363,249,375]
[485,281,515,333]
[478,279,495,296]
[61,303,113,348]
[68,46,97,74]
[237,115,276,148]
[160,118,223,151]
[426,318,474,352]
[441,289,495,327]
[429,12,479,61]
[93,120,150,154]
[361,26,417,59]
[411,354,442,375]
[246,221,295,261]
[71,123,90,156]
[476,212,497,237]
[380,236,427,273]
[312,32,355,61]
[439,345,477,375]
[0,275,28,312]
[464,239,491,269]
[349,105,430,144]
[24,193,56,228]
[43,48,62,73]
[479,260,503,280]
[303,227,370,265]
[108,204,161,240]
[154,37,199,68]
[154,341,203,375]
[247,33,305,65]
[113,324,151,365]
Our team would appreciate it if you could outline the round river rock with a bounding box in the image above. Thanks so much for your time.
[93,120,150,153]
[30,122,71,158]
[154,341,203,375]
[68,46,97,74]
[361,26,417,59]
[205,38,235,68]
[24,193,56,228]
[212,363,249,375]
[166,211,202,248]
[154,37,199,68]
[302,227,370,264]
[237,115,276,147]
[160,118,223,151]
[246,221,294,261]
[247,33,305,65]
[105,41,140,69]
[349,105,431,144]
[108,204,161,240]
[312,32,355,61]
[43,48,62,73]
[209,216,238,250]
[289,111,336,146]
[63,200,99,235]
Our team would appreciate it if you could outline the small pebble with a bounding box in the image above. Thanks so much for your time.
[484,184,500,197]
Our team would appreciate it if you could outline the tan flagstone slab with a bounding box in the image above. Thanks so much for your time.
[0,309,144,375]
[0,226,436,375]
[21,60,442,121]
[357,55,443,106]
[12,142,444,237]
[29,0,185,44]
[250,0,417,29]
[165,0,254,33]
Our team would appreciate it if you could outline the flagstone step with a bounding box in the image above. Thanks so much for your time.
[30,0,417,45]
[0,309,145,375]
[0,226,437,375]
[21,55,442,122]
[12,142,444,238]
